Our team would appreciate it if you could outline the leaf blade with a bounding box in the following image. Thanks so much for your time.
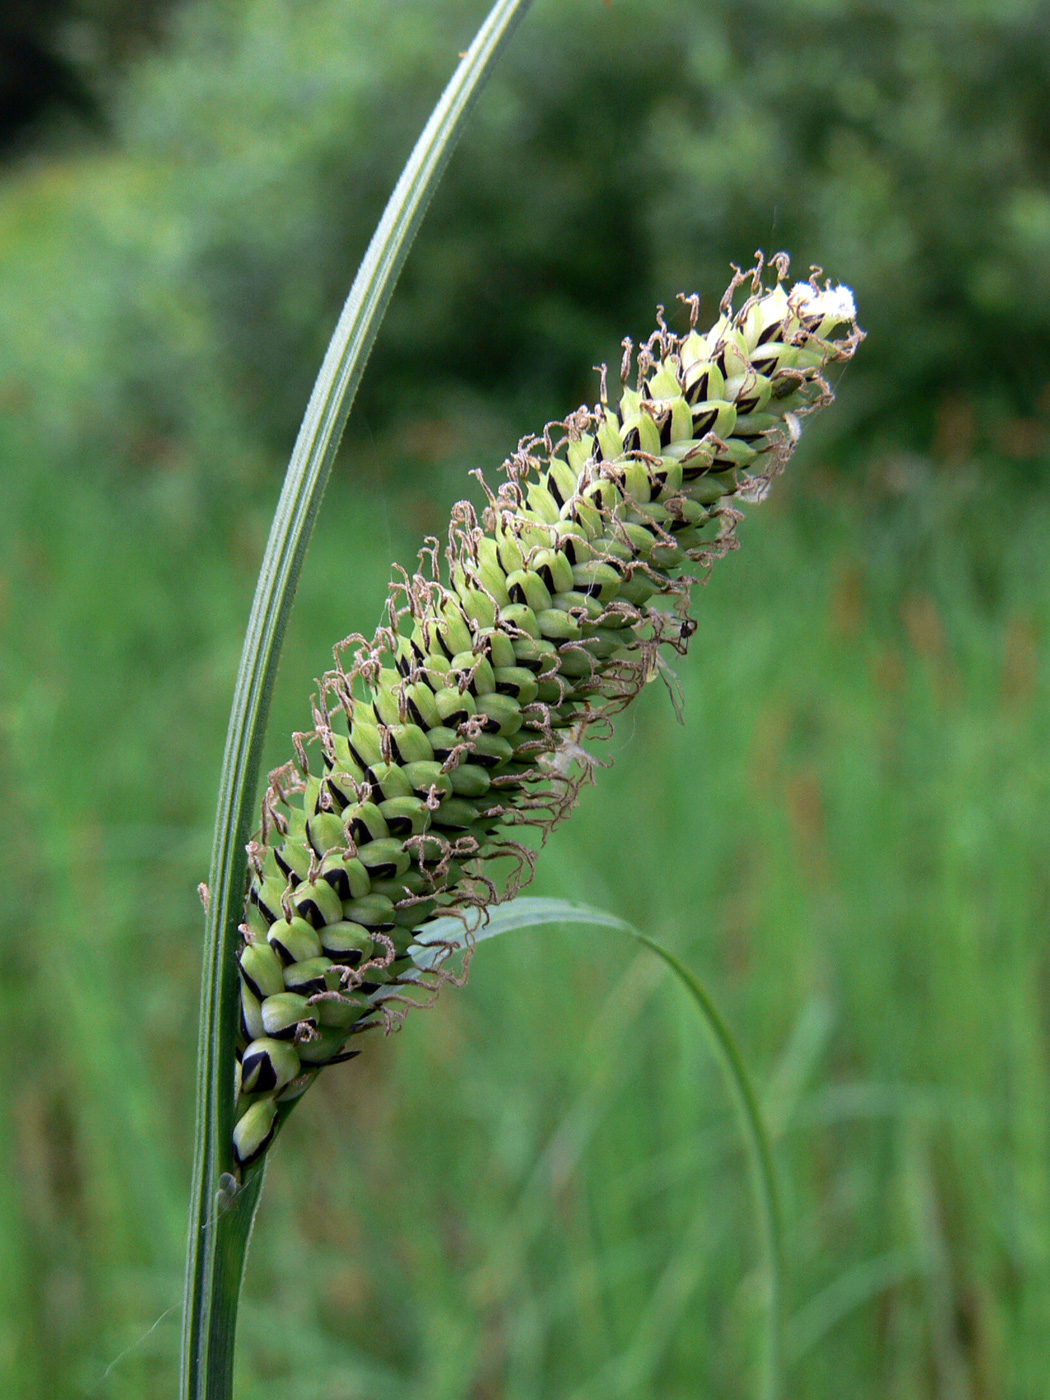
[180,6,537,1397]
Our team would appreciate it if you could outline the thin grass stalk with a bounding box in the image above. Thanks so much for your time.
[180,5,535,1396]
[414,898,785,1399]
[629,931,784,1400]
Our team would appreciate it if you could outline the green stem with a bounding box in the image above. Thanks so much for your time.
[413,897,785,1400]
[627,930,785,1400]
[184,1168,265,1400]
[179,6,534,1397]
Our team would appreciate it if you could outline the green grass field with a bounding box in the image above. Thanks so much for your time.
[3,414,1048,1397]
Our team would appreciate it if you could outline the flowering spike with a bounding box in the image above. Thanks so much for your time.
[231,257,862,1169]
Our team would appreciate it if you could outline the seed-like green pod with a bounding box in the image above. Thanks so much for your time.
[231,257,862,1168]
[317,919,373,960]
[283,956,336,995]
[240,1038,301,1094]
[297,1026,353,1065]
[233,1096,278,1166]
[239,941,286,1000]
[266,916,322,965]
[261,992,316,1038]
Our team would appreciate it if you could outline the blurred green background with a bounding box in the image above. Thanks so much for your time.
[2,0,1049,1396]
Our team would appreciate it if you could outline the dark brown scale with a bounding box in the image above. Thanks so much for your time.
[646,465,671,496]
[472,711,504,736]
[343,812,371,845]
[285,968,329,996]
[464,675,494,704]
[622,425,640,452]
[735,394,762,414]
[681,462,711,482]
[546,474,565,507]
[440,696,473,726]
[328,772,361,811]
[266,1019,301,1043]
[366,856,401,880]
[756,322,782,347]
[324,946,363,970]
[253,1119,278,1159]
[403,695,429,728]
[494,676,523,697]
[573,578,605,599]
[266,930,296,964]
[390,733,420,764]
[692,406,720,434]
[658,413,674,447]
[238,964,271,1003]
[511,651,553,675]
[347,738,372,773]
[321,776,349,812]
[684,366,710,404]
[295,894,329,929]
[465,744,503,770]
[241,1049,279,1093]
[361,917,398,935]
[426,732,458,762]
[247,884,276,924]
[321,861,360,900]
[429,629,456,662]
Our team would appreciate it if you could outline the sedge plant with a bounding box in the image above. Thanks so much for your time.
[233,263,860,1168]
[180,3,862,1398]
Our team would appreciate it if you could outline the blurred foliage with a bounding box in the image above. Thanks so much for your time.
[1,1,1050,1398]
[2,0,1050,485]
[3,452,1050,1398]
[0,0,174,153]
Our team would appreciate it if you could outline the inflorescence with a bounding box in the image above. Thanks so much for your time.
[232,255,862,1169]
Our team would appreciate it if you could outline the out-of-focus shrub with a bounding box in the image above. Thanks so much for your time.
[2,0,1049,482]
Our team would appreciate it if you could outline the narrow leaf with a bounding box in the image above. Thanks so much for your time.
[180,6,536,1398]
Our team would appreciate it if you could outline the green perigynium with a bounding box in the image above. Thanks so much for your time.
[232,255,862,1168]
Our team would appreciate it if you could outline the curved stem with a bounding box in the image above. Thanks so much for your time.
[179,6,535,1397]
[413,897,785,1400]
[627,929,785,1400]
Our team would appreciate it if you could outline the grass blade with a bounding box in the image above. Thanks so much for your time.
[180,6,536,1397]
[414,896,786,1400]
